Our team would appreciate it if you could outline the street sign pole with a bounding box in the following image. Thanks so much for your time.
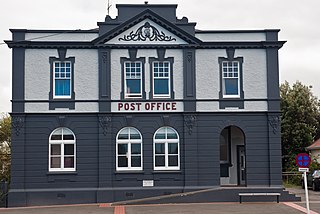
[303,171,310,214]
[296,153,311,214]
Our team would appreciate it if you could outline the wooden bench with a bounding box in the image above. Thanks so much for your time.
[239,193,280,203]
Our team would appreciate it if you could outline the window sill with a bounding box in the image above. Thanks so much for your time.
[222,96,241,99]
[152,170,181,173]
[115,170,144,174]
[47,171,77,175]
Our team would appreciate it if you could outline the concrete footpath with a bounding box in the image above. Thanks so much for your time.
[0,187,319,214]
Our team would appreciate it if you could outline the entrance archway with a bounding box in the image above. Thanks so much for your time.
[219,126,246,186]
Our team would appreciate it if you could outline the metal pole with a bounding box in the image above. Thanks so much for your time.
[304,171,310,214]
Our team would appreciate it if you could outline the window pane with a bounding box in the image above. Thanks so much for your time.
[130,128,141,139]
[51,144,61,155]
[64,157,74,168]
[118,156,128,167]
[155,133,165,139]
[130,133,141,139]
[131,143,141,154]
[155,143,165,154]
[126,79,141,94]
[118,134,129,140]
[118,128,129,139]
[154,79,169,95]
[155,156,165,167]
[155,128,166,139]
[51,157,61,168]
[51,134,62,140]
[64,144,74,155]
[168,156,178,166]
[225,79,238,95]
[55,79,71,96]
[168,143,178,154]
[167,128,178,139]
[63,134,74,140]
[118,144,128,155]
[131,156,141,167]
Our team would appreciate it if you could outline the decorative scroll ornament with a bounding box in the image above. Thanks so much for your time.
[99,116,112,136]
[269,116,280,134]
[184,115,197,135]
[12,117,24,136]
[119,22,177,42]
[102,52,108,64]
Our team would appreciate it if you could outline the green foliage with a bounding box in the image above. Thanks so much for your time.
[0,113,11,182]
[280,81,320,171]
[309,156,320,172]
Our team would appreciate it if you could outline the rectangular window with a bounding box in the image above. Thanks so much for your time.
[54,61,71,98]
[222,61,240,97]
[125,62,142,98]
[153,62,170,98]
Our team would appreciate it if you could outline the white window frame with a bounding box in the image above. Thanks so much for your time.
[116,127,143,171]
[153,127,180,171]
[49,127,76,172]
[53,61,72,99]
[152,61,171,98]
[222,61,240,98]
[124,62,143,99]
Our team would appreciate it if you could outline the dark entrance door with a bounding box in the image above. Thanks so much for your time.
[237,145,246,186]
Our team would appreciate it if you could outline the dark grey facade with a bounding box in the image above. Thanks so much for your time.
[6,3,295,207]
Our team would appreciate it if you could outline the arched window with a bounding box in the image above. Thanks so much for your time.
[116,127,142,171]
[153,127,180,170]
[49,128,76,172]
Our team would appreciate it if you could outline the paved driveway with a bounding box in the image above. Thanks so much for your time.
[288,187,320,213]
[0,187,319,214]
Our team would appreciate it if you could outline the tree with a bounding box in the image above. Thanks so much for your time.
[280,81,320,171]
[0,113,11,182]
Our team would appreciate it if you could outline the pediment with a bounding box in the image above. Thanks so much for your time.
[105,19,188,45]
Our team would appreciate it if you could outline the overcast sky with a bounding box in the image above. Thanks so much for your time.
[1,0,319,113]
